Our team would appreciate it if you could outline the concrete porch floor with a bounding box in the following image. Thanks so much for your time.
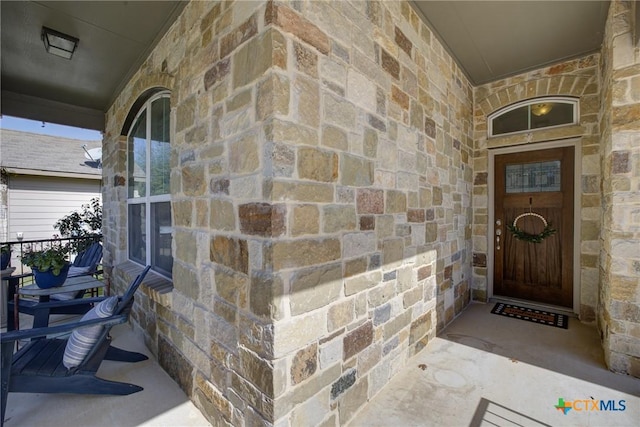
[350,302,640,426]
[3,301,639,426]
[2,317,211,427]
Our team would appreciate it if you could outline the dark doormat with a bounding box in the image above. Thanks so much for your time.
[491,303,568,329]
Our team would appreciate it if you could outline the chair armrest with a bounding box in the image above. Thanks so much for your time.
[67,266,98,278]
[0,314,128,344]
[17,296,109,310]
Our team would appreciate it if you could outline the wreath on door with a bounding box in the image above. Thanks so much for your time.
[507,212,556,243]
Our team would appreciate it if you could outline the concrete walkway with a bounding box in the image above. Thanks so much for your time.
[3,320,211,427]
[4,302,639,426]
[350,302,640,426]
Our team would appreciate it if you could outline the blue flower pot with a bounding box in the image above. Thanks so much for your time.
[33,263,70,289]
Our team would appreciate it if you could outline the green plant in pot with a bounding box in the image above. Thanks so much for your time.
[21,241,71,288]
[1,244,10,270]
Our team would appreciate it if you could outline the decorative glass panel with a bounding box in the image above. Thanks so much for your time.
[150,97,171,196]
[505,161,561,193]
[128,113,147,198]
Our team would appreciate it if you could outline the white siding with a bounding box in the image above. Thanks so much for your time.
[8,175,101,241]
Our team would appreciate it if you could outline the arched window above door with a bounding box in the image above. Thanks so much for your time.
[488,97,579,137]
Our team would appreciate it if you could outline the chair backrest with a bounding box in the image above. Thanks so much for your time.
[72,242,103,271]
[114,266,151,315]
[76,266,151,372]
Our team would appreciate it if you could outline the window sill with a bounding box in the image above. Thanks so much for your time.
[114,261,173,308]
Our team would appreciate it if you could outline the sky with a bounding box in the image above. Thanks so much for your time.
[0,115,102,141]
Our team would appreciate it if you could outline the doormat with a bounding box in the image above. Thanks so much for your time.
[491,303,568,329]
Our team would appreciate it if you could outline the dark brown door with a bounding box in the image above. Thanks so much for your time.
[494,147,574,308]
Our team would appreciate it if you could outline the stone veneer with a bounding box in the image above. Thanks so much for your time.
[598,0,640,377]
[102,1,473,425]
[472,54,602,321]
[102,1,640,425]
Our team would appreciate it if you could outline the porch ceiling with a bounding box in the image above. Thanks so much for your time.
[412,1,610,86]
[0,1,610,131]
[0,1,185,131]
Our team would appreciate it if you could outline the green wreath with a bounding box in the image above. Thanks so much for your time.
[507,212,556,244]
[507,223,556,243]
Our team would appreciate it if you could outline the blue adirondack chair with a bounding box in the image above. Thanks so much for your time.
[52,241,104,301]
[70,241,103,274]
[0,266,151,427]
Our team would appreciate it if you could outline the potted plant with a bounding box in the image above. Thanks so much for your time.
[21,241,71,288]
[1,244,10,270]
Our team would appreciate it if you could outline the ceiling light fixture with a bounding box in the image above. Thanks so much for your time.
[41,26,79,60]
[531,103,553,117]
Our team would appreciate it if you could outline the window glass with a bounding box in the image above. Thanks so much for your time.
[530,102,574,129]
[150,97,171,196]
[128,204,146,264]
[127,92,172,279]
[492,106,528,136]
[151,201,172,276]
[490,98,577,137]
[128,113,147,198]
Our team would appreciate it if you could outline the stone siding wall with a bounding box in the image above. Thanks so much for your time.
[264,1,473,425]
[103,0,473,425]
[598,0,640,377]
[472,54,601,320]
[103,2,283,425]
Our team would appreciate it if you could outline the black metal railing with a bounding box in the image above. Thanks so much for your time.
[1,235,102,286]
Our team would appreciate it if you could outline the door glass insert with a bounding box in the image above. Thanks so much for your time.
[505,160,561,193]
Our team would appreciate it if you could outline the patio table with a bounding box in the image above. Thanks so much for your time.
[14,274,107,330]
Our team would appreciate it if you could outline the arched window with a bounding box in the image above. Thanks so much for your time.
[488,97,579,137]
[127,91,172,278]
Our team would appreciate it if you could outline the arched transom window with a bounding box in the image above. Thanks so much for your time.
[488,97,579,137]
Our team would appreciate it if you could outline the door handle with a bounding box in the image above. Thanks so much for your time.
[496,219,502,250]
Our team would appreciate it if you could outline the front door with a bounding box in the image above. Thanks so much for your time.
[493,146,574,308]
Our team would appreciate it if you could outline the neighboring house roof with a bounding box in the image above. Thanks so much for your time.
[0,128,102,179]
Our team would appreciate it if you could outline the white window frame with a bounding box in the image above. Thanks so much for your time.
[488,96,579,138]
[126,91,172,279]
